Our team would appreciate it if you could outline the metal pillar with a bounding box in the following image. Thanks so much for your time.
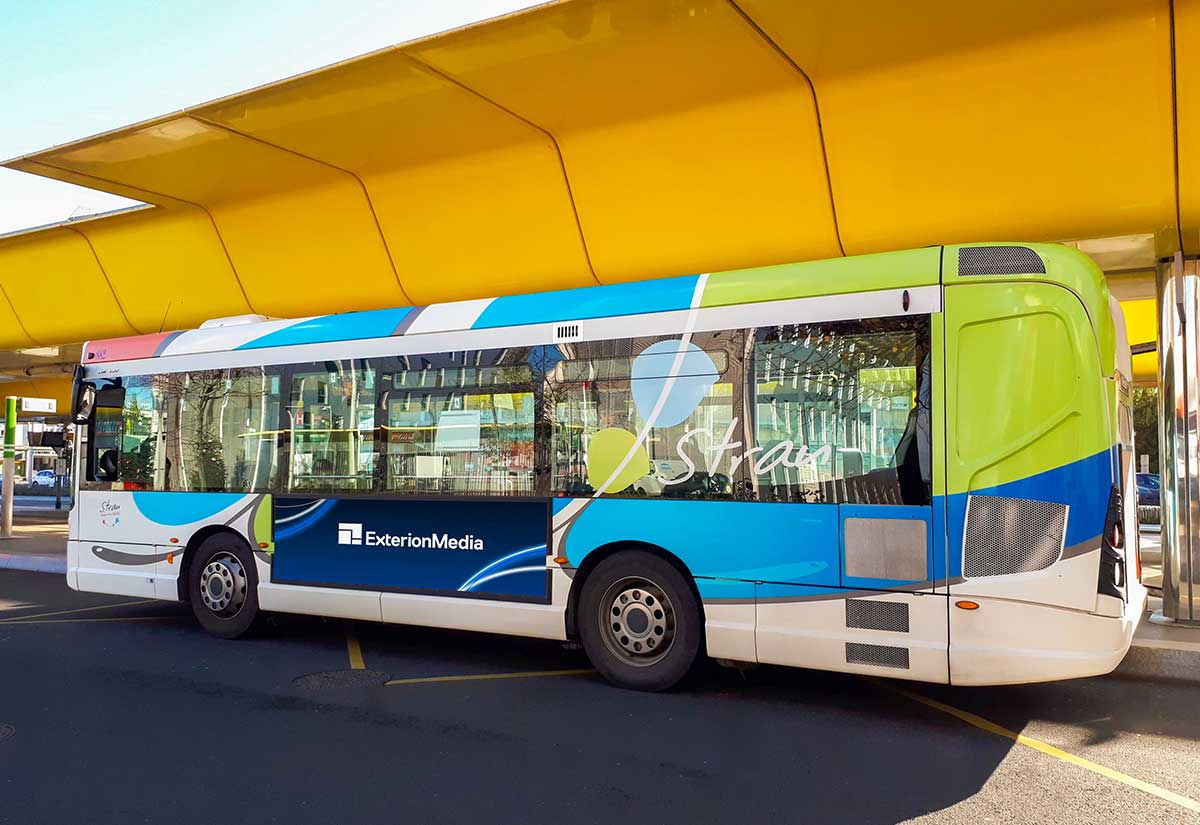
[1,397,15,539]
[1156,256,1200,623]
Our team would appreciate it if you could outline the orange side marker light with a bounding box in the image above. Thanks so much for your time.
[169,537,179,543]
[955,600,980,611]
[554,556,569,565]
[259,542,270,549]
[166,552,174,565]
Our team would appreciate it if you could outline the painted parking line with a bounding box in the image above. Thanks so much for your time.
[385,669,595,687]
[344,622,365,670]
[0,599,158,623]
[889,684,1200,815]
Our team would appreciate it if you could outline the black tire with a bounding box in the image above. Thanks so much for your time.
[187,533,261,639]
[578,551,703,691]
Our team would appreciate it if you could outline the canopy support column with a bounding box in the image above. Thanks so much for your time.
[1156,255,1200,623]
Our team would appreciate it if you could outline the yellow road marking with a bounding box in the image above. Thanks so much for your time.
[0,599,158,624]
[890,685,1200,815]
[385,668,594,686]
[0,615,182,625]
[344,622,365,670]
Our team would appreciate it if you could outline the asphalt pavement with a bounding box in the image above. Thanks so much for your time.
[1,570,1198,824]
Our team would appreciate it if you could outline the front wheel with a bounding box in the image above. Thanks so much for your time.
[578,551,703,691]
[187,533,261,639]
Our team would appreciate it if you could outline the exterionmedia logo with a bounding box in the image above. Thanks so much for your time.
[337,521,484,551]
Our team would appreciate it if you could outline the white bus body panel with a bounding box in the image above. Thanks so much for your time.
[70,539,158,599]
[703,601,757,662]
[70,490,260,601]
[950,548,1105,613]
[950,580,1146,685]
[380,592,566,640]
[756,592,950,684]
[258,583,383,622]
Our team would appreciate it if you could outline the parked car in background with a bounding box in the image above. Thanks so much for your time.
[1136,472,1160,506]
[29,469,56,488]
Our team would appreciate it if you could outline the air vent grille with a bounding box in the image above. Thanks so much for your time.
[958,246,1046,276]
[963,495,1067,578]
[845,599,910,633]
[846,642,910,669]
[554,322,583,343]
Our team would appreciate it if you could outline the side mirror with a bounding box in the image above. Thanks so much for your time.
[71,366,96,424]
[73,384,96,424]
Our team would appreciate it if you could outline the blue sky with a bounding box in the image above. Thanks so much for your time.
[0,0,541,234]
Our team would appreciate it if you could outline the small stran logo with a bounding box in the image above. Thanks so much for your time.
[338,523,363,545]
[98,500,122,527]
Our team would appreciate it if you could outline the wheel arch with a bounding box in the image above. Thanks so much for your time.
[564,540,705,639]
[176,525,252,602]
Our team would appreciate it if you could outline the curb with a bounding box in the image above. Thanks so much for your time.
[1117,641,1200,684]
[0,555,67,575]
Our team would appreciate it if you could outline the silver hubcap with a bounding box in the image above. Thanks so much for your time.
[599,577,675,666]
[199,552,248,618]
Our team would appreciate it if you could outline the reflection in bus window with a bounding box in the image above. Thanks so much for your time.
[166,368,282,493]
[381,350,538,496]
[751,317,931,505]
[116,376,161,488]
[550,331,742,499]
[287,364,375,493]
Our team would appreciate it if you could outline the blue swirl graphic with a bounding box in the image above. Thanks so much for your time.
[274,499,336,540]
[458,544,547,592]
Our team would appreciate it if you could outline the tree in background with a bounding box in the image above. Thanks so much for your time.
[1132,387,1159,474]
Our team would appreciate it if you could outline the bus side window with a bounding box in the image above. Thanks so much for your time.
[86,383,126,486]
[549,331,742,499]
[750,317,931,505]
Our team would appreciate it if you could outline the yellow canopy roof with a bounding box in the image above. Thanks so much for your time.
[0,0,1189,388]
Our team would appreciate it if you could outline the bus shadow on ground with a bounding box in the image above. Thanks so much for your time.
[916,675,1200,750]
[296,617,1022,824]
[0,571,1019,825]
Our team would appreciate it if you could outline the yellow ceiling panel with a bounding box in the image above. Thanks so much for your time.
[0,229,137,344]
[1121,297,1158,347]
[1122,297,1158,383]
[212,181,408,317]
[74,208,251,332]
[1132,351,1156,383]
[8,161,180,209]
[33,116,334,204]
[193,49,595,303]
[194,50,538,171]
[1175,0,1200,253]
[740,0,1176,254]
[369,145,597,305]
[413,0,842,283]
[0,377,73,416]
[0,275,35,351]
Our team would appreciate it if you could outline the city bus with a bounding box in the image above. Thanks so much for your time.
[66,242,1145,691]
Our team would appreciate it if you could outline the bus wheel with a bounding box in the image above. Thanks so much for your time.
[187,533,261,639]
[579,551,702,691]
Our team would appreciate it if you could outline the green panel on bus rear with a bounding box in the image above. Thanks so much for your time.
[943,243,1115,378]
[944,280,1111,496]
[942,275,1116,596]
[701,247,940,308]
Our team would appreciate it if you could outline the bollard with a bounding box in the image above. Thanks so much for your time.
[2,397,15,539]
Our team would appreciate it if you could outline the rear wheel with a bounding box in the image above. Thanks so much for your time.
[579,551,703,691]
[187,533,261,639]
